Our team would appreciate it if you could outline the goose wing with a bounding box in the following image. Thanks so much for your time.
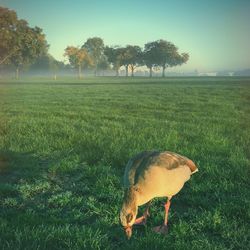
[123,151,197,188]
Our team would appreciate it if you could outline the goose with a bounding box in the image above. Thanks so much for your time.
[120,151,198,239]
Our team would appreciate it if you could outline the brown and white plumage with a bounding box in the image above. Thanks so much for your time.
[120,151,198,238]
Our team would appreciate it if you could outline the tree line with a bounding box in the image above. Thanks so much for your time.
[0,7,189,79]
[65,38,189,78]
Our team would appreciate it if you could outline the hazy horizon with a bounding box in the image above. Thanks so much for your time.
[1,0,250,73]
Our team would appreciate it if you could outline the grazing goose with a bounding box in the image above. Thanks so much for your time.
[120,151,198,239]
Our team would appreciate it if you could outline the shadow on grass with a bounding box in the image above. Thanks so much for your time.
[0,151,49,183]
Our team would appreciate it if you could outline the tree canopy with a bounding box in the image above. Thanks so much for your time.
[64,46,93,78]
[0,7,49,78]
[104,46,125,76]
[124,45,143,77]
[142,40,189,77]
[153,40,178,77]
[82,37,105,76]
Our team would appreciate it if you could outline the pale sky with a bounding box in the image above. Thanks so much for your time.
[1,0,250,72]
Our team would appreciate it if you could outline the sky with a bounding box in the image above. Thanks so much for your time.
[1,0,250,72]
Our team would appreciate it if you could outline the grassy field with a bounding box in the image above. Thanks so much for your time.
[0,77,249,249]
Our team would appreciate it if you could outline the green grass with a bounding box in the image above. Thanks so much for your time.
[0,77,250,249]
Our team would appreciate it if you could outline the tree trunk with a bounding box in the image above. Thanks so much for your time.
[115,68,119,76]
[78,64,82,79]
[131,66,134,77]
[149,67,152,77]
[15,66,19,79]
[54,74,57,80]
[125,65,128,77]
[162,65,166,77]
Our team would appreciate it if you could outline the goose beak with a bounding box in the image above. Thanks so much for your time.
[124,226,132,239]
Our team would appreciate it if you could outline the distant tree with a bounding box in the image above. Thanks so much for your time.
[104,46,124,76]
[117,48,129,77]
[0,7,48,78]
[122,45,142,77]
[30,53,50,71]
[49,57,58,80]
[64,46,92,78]
[48,56,65,80]
[54,61,65,79]
[155,40,177,77]
[82,37,104,76]
[50,60,59,80]
[97,55,110,76]
[143,42,159,77]
[30,53,65,79]
[153,40,189,77]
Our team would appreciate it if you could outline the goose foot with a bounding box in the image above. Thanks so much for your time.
[134,202,151,225]
[134,215,147,225]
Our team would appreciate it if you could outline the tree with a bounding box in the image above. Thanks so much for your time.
[143,42,159,77]
[50,59,65,80]
[0,7,48,78]
[156,40,177,77]
[97,55,110,76]
[64,46,92,78]
[82,37,104,76]
[30,53,65,79]
[104,46,124,76]
[152,40,189,77]
[122,45,142,77]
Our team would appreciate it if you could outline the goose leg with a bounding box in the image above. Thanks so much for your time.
[134,201,151,225]
[153,198,171,234]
